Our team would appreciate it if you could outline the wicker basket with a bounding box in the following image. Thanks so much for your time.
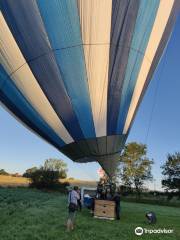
[94,200,115,220]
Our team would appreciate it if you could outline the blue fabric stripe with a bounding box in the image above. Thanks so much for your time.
[37,0,96,139]
[0,65,65,148]
[107,0,140,135]
[0,0,84,141]
[116,0,160,133]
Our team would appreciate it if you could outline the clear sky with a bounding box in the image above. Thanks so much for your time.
[0,16,179,191]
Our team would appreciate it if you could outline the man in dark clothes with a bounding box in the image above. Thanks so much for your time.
[113,192,121,220]
[77,189,82,211]
[90,197,95,215]
[145,212,157,224]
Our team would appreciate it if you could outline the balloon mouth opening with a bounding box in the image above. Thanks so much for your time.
[60,134,127,159]
[59,135,127,176]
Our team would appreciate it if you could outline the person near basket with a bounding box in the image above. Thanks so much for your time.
[113,191,121,220]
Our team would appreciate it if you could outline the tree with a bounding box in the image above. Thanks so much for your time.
[0,169,9,175]
[43,158,67,178]
[161,152,180,196]
[29,167,69,191]
[30,167,60,189]
[119,142,153,197]
[26,159,69,191]
[23,167,38,178]
[43,158,67,179]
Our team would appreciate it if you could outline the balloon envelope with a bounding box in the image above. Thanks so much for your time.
[0,0,179,176]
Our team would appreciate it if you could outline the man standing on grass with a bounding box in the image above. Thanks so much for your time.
[77,188,82,211]
[66,186,80,231]
[113,191,121,220]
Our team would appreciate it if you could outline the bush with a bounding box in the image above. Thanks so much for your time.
[29,169,69,192]
[0,169,9,175]
[22,167,38,178]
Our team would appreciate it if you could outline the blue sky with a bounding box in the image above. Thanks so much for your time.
[0,15,179,190]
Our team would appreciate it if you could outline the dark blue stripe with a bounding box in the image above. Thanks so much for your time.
[0,0,84,141]
[0,65,65,148]
[107,0,140,135]
[37,0,96,139]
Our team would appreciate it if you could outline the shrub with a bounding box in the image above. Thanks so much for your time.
[0,169,9,175]
[22,167,38,178]
[29,168,69,192]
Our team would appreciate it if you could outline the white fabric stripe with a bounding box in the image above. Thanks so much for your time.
[77,0,112,137]
[123,0,174,134]
[0,12,73,144]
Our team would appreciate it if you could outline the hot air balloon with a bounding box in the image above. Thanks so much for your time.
[0,0,179,177]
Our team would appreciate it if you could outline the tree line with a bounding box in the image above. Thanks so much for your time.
[0,142,179,196]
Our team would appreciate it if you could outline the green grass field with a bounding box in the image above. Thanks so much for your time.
[0,188,179,240]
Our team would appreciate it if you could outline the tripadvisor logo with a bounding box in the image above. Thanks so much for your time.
[135,227,173,236]
[135,227,144,236]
